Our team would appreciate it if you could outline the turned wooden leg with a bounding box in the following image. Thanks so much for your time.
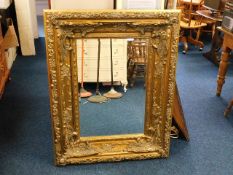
[183,41,188,54]
[195,29,200,41]
[180,36,188,54]
[183,38,188,54]
[127,59,134,80]
[196,28,203,50]
[188,36,204,49]
[216,46,230,96]
[212,23,216,39]
[224,98,233,117]
[130,64,137,87]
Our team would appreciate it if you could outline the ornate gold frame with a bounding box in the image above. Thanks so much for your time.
[44,9,180,165]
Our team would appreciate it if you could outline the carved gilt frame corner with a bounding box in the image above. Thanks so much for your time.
[44,9,180,165]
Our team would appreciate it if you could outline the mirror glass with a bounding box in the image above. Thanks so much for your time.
[76,38,148,136]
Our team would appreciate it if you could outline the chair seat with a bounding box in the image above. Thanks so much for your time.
[130,57,145,64]
[180,20,207,29]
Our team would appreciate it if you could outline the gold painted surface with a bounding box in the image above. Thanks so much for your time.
[44,9,180,165]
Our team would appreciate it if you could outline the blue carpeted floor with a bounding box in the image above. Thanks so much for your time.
[79,80,145,136]
[1,36,233,175]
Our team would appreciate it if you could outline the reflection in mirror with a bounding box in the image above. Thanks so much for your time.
[76,38,148,137]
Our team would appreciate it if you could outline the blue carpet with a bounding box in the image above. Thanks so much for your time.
[1,37,233,175]
[79,79,145,136]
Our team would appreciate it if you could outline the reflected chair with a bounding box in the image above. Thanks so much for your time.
[178,0,207,54]
[127,39,147,87]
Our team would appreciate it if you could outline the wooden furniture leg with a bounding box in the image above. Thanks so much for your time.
[127,59,134,81]
[224,98,233,117]
[187,35,204,50]
[180,29,204,54]
[212,23,216,38]
[180,36,188,54]
[195,28,203,50]
[129,64,137,87]
[216,46,231,96]
[172,84,189,141]
[215,27,233,116]
[0,69,10,99]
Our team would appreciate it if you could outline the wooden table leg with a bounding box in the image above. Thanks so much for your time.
[180,36,188,54]
[216,45,231,96]
[224,98,233,117]
[172,84,189,141]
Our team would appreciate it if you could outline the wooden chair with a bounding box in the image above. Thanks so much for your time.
[199,18,216,38]
[127,39,147,87]
[178,0,207,54]
[197,5,217,39]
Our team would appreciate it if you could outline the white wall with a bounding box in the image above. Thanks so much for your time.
[36,0,48,16]
[51,0,114,9]
[30,0,39,38]
[0,0,12,9]
[117,0,165,9]
[15,0,36,55]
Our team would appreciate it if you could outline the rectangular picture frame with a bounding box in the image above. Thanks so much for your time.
[44,9,180,165]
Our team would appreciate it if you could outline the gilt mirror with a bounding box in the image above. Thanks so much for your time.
[44,10,180,165]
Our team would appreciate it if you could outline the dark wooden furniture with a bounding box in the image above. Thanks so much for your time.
[127,39,147,87]
[165,0,176,9]
[0,21,9,99]
[224,99,233,116]
[196,9,223,65]
[0,1,19,45]
[48,0,51,9]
